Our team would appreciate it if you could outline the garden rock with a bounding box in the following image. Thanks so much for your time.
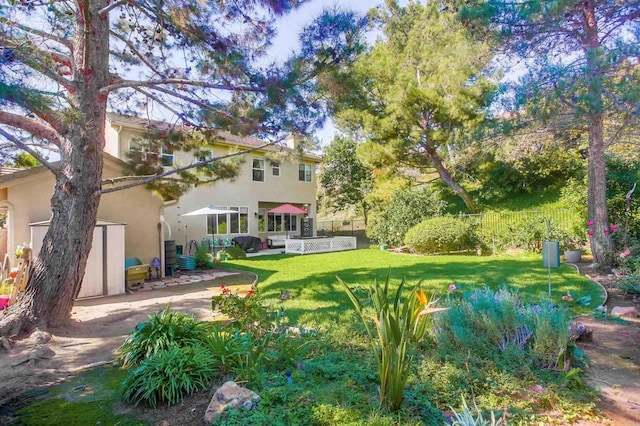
[203,381,260,423]
[610,306,638,318]
[27,329,52,345]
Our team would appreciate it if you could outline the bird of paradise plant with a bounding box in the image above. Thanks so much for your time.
[337,273,447,412]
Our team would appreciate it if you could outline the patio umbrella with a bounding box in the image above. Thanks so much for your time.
[267,203,308,215]
[267,203,307,238]
[182,205,237,251]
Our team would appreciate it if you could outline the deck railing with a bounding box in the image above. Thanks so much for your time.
[285,236,357,255]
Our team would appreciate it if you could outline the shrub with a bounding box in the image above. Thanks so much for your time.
[203,326,299,382]
[120,345,215,407]
[224,245,246,259]
[404,216,477,254]
[366,187,447,246]
[434,287,574,371]
[212,285,267,331]
[194,244,214,268]
[616,274,640,294]
[117,305,211,368]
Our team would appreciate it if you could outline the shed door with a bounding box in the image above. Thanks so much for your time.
[77,227,104,298]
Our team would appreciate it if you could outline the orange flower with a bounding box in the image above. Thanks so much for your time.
[416,288,428,306]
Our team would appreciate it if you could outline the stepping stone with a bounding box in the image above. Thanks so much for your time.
[611,306,638,318]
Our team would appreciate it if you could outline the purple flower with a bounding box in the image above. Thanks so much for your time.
[448,284,456,292]
[588,230,594,236]
[603,229,609,234]
[610,225,618,230]
[587,221,595,227]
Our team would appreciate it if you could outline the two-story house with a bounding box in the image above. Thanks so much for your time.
[104,114,321,250]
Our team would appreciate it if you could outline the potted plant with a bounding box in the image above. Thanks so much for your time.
[562,232,585,264]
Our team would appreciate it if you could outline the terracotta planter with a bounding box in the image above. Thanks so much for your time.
[564,250,582,263]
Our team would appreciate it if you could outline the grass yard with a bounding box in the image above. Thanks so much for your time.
[220,249,603,329]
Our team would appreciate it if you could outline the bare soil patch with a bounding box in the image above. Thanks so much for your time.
[1,265,640,424]
[0,269,255,425]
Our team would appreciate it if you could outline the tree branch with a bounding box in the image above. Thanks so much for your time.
[0,17,72,48]
[0,128,61,177]
[109,30,165,77]
[99,138,283,195]
[101,78,267,95]
[0,112,64,147]
[99,0,129,17]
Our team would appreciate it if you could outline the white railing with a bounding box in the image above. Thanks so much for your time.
[285,236,357,255]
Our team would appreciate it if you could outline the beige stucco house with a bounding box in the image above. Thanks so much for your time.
[104,114,321,251]
[0,155,164,279]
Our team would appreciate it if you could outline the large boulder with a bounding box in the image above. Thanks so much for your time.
[203,381,260,424]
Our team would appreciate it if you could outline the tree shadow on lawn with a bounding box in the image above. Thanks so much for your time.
[234,254,602,327]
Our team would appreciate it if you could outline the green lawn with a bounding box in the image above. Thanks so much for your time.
[221,249,603,328]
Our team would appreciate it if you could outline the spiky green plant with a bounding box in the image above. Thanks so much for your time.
[338,273,446,412]
[117,305,211,368]
[119,345,215,407]
[450,395,506,426]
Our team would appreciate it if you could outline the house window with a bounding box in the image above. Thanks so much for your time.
[299,163,312,182]
[228,207,249,234]
[271,161,280,177]
[197,150,214,170]
[129,139,173,167]
[267,213,298,232]
[253,158,265,182]
[160,143,174,167]
[206,206,248,235]
[258,208,266,232]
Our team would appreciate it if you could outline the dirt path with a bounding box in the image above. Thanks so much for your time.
[1,266,640,424]
[574,269,640,426]
[0,270,255,403]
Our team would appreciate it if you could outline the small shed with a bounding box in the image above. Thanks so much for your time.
[30,220,126,298]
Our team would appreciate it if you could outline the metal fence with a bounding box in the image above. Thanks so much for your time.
[317,219,367,234]
[457,209,579,236]
[317,210,579,248]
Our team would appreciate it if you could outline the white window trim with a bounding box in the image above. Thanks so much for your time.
[252,157,265,182]
[299,163,312,182]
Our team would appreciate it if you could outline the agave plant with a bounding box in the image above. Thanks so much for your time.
[338,273,446,411]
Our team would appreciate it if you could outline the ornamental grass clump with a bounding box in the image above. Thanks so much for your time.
[338,273,447,412]
[117,305,211,368]
[120,345,216,407]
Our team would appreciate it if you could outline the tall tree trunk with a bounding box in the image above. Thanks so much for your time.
[0,1,109,336]
[426,146,477,212]
[583,1,613,265]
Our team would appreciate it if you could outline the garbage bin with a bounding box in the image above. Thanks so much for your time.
[542,241,560,268]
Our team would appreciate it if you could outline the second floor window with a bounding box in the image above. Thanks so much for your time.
[271,161,280,177]
[129,139,173,167]
[160,144,174,167]
[299,163,312,182]
[253,158,265,182]
[197,150,214,171]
